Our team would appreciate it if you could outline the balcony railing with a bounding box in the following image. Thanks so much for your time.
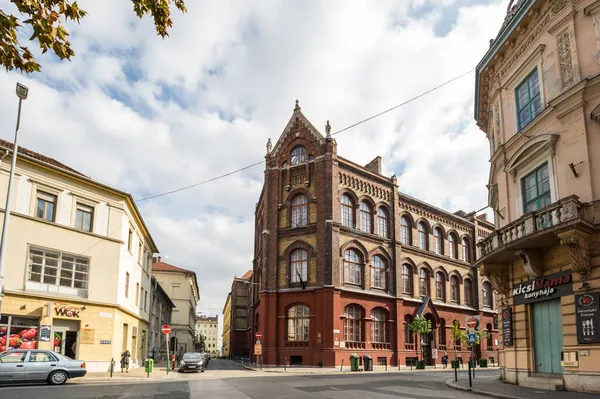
[285,341,309,348]
[477,196,590,261]
[371,342,391,350]
[345,341,366,350]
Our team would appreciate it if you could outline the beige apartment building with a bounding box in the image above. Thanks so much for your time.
[0,139,158,372]
[222,293,231,357]
[474,0,600,393]
[196,316,219,355]
[152,257,199,358]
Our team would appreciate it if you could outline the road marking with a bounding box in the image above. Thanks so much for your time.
[330,386,340,390]
[420,384,436,389]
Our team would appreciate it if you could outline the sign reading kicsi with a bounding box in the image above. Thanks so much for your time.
[512,270,573,305]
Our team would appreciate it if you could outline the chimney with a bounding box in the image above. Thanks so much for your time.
[364,156,382,174]
[476,214,488,222]
[153,256,161,263]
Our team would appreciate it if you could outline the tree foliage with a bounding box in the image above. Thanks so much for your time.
[450,320,491,349]
[409,316,432,336]
[0,0,186,73]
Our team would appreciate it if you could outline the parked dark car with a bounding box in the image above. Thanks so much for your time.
[0,349,87,385]
[178,352,204,373]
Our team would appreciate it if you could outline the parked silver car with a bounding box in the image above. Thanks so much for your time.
[0,349,87,385]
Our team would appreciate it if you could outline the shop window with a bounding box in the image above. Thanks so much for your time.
[0,316,39,352]
[27,246,90,297]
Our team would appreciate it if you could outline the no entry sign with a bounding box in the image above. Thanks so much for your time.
[162,325,172,334]
[255,331,262,340]
[466,316,480,330]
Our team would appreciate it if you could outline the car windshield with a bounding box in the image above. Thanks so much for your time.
[183,353,201,359]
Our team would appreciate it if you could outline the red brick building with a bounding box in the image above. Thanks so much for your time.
[225,270,253,358]
[251,102,499,367]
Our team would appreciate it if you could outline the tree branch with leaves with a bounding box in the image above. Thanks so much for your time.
[409,315,432,361]
[0,0,187,73]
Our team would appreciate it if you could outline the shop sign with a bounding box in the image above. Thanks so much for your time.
[512,270,573,305]
[99,312,113,319]
[39,325,51,342]
[80,328,95,344]
[575,292,600,344]
[54,303,85,318]
[502,307,513,346]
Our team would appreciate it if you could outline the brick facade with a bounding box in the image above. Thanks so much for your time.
[251,102,499,367]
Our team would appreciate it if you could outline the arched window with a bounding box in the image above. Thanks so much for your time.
[377,208,388,238]
[448,233,458,259]
[419,268,430,297]
[434,227,443,255]
[344,249,362,285]
[486,323,493,350]
[451,275,460,303]
[341,195,354,228]
[371,308,387,343]
[359,202,372,233]
[439,318,447,347]
[462,237,470,262]
[291,194,308,227]
[418,222,428,250]
[436,271,445,301]
[371,255,386,289]
[290,249,308,283]
[287,305,310,341]
[401,216,411,245]
[464,278,473,307]
[404,315,414,345]
[290,146,306,165]
[344,305,363,342]
[483,281,493,308]
[402,264,412,295]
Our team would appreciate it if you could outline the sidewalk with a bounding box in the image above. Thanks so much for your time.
[74,365,181,383]
[445,375,600,399]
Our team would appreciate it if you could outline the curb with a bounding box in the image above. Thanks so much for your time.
[444,378,524,399]
[235,366,499,375]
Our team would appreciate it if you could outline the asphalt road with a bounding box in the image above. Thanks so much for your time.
[0,360,499,399]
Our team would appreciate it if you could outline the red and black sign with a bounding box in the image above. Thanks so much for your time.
[54,303,84,318]
[512,270,573,305]
[575,292,600,344]
[502,307,513,346]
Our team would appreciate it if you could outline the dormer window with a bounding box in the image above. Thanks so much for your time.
[290,146,306,165]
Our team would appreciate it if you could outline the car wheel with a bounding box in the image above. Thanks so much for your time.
[48,370,68,385]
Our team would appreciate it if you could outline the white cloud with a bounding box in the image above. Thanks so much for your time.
[0,0,509,315]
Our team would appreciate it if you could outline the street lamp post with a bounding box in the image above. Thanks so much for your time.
[0,83,29,316]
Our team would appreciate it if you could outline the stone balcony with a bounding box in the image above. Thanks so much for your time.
[476,195,595,266]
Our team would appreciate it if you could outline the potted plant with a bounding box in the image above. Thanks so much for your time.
[317,360,323,368]
[409,316,432,370]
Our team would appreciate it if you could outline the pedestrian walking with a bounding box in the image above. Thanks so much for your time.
[120,350,131,373]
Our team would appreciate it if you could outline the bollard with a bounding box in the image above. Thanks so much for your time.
[454,361,458,382]
[385,358,388,372]
[284,357,287,373]
[340,359,344,372]
[110,358,115,378]
[468,360,472,388]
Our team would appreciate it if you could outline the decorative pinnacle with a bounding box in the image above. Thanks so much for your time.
[266,138,272,155]
[294,99,300,111]
[325,120,331,139]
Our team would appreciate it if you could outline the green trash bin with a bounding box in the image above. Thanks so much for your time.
[144,358,154,373]
[350,354,360,371]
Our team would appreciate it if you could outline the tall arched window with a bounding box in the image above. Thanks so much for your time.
[462,237,470,262]
[483,281,493,308]
[402,264,412,295]
[290,146,306,165]
[290,249,308,283]
[439,319,446,348]
[344,249,362,285]
[287,305,310,341]
[344,305,363,342]
[451,275,460,303]
[359,202,372,233]
[371,255,386,289]
[419,268,430,297]
[377,208,388,238]
[418,222,428,250]
[341,195,354,228]
[448,233,458,259]
[291,194,308,227]
[401,216,411,245]
[371,308,387,343]
[464,278,473,307]
[404,315,414,347]
[486,323,493,350]
[434,227,443,255]
[436,271,445,301]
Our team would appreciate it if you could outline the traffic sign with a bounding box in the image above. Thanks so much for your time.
[465,316,480,330]
[255,331,262,340]
[254,343,262,355]
[161,325,172,334]
[468,333,477,344]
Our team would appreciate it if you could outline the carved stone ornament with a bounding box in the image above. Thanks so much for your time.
[481,266,510,297]
[557,30,574,88]
[515,249,544,278]
[560,234,592,288]
[266,138,272,155]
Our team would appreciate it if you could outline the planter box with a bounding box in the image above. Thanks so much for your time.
[416,360,426,370]
[479,359,488,368]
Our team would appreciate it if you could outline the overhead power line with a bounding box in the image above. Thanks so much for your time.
[136,68,476,202]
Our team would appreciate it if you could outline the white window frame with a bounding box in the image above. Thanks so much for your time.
[30,186,60,223]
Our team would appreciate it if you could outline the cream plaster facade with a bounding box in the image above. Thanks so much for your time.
[196,316,219,355]
[0,142,158,372]
[474,0,600,393]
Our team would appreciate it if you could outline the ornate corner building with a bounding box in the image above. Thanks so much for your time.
[474,0,600,393]
[250,101,499,368]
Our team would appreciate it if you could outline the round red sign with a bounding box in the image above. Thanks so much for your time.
[466,317,478,329]
[255,332,262,340]
[161,325,171,334]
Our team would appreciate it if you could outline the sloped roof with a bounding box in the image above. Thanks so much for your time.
[152,260,194,274]
[0,138,86,177]
[241,270,253,280]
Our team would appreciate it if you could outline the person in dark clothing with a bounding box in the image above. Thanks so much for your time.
[120,350,131,373]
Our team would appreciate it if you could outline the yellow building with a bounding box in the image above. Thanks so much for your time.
[474,0,600,393]
[0,139,158,372]
[195,316,219,355]
[222,293,231,357]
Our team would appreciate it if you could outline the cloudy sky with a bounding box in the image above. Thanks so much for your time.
[0,0,508,326]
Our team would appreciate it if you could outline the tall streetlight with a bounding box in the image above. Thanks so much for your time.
[0,82,29,317]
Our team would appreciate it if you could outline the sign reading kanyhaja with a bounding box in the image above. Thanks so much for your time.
[512,270,573,305]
